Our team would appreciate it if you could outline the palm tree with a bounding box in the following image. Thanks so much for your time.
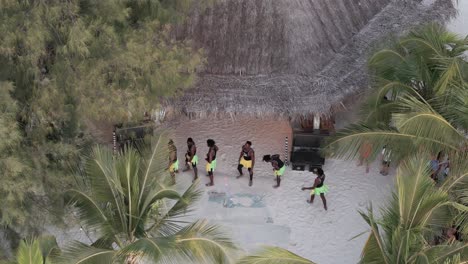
[358,156,468,263]
[59,135,238,264]
[14,236,59,264]
[325,24,468,162]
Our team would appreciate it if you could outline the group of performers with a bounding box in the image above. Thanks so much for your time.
[167,138,328,210]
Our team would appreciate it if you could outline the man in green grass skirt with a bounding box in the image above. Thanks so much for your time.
[183,137,198,182]
[167,139,178,185]
[205,139,218,187]
[301,168,328,210]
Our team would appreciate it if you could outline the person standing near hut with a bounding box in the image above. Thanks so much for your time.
[379,146,392,176]
[236,141,255,186]
[301,168,328,210]
[205,139,218,187]
[358,141,372,173]
[183,138,198,182]
[263,154,285,188]
[167,139,178,184]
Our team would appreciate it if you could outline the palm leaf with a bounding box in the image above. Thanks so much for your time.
[65,189,110,232]
[147,181,204,237]
[121,220,238,264]
[117,237,168,263]
[55,241,115,264]
[140,189,182,217]
[412,242,468,263]
[324,124,417,162]
[16,239,43,264]
[37,236,60,264]
[433,57,465,96]
[236,246,315,264]
[173,220,239,264]
[395,157,451,230]
[137,132,165,206]
[358,208,390,264]
[86,146,128,235]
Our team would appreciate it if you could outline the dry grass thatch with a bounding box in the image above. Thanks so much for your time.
[165,0,456,119]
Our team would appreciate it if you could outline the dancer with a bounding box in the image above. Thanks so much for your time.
[236,141,255,186]
[167,139,178,184]
[205,139,218,186]
[263,154,285,188]
[183,138,198,182]
[301,168,328,210]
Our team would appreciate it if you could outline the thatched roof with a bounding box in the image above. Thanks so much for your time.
[165,0,455,118]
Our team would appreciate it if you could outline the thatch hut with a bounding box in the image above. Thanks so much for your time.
[164,0,455,130]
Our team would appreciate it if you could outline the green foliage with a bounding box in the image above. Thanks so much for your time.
[60,135,238,263]
[0,0,207,239]
[15,236,59,264]
[325,24,468,162]
[16,240,42,264]
[0,82,35,227]
[358,156,468,263]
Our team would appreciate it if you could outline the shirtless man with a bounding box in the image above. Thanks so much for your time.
[167,139,178,184]
[183,138,198,182]
[236,141,255,186]
[205,139,218,187]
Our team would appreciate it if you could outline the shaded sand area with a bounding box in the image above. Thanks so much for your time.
[168,118,395,264]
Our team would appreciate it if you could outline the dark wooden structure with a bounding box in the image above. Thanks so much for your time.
[113,123,154,153]
[290,115,333,171]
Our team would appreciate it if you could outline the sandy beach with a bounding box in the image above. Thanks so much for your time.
[169,117,395,264]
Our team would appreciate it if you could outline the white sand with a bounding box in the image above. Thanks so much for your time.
[46,116,395,264]
[170,117,395,264]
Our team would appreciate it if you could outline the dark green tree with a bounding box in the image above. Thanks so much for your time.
[0,0,206,242]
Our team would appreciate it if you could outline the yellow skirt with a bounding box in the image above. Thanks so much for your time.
[239,157,252,169]
[206,159,217,172]
[169,160,179,172]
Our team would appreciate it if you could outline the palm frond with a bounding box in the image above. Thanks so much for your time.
[324,123,417,162]
[117,237,172,263]
[435,84,468,130]
[173,220,239,264]
[393,108,464,152]
[358,207,390,264]
[16,239,43,264]
[442,151,468,238]
[86,146,128,235]
[140,189,182,216]
[138,132,165,206]
[236,246,315,264]
[413,242,468,263]
[148,181,204,236]
[395,157,452,230]
[55,241,115,264]
[65,189,110,233]
[37,235,60,264]
[433,56,465,96]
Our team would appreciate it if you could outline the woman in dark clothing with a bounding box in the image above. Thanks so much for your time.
[302,168,328,210]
